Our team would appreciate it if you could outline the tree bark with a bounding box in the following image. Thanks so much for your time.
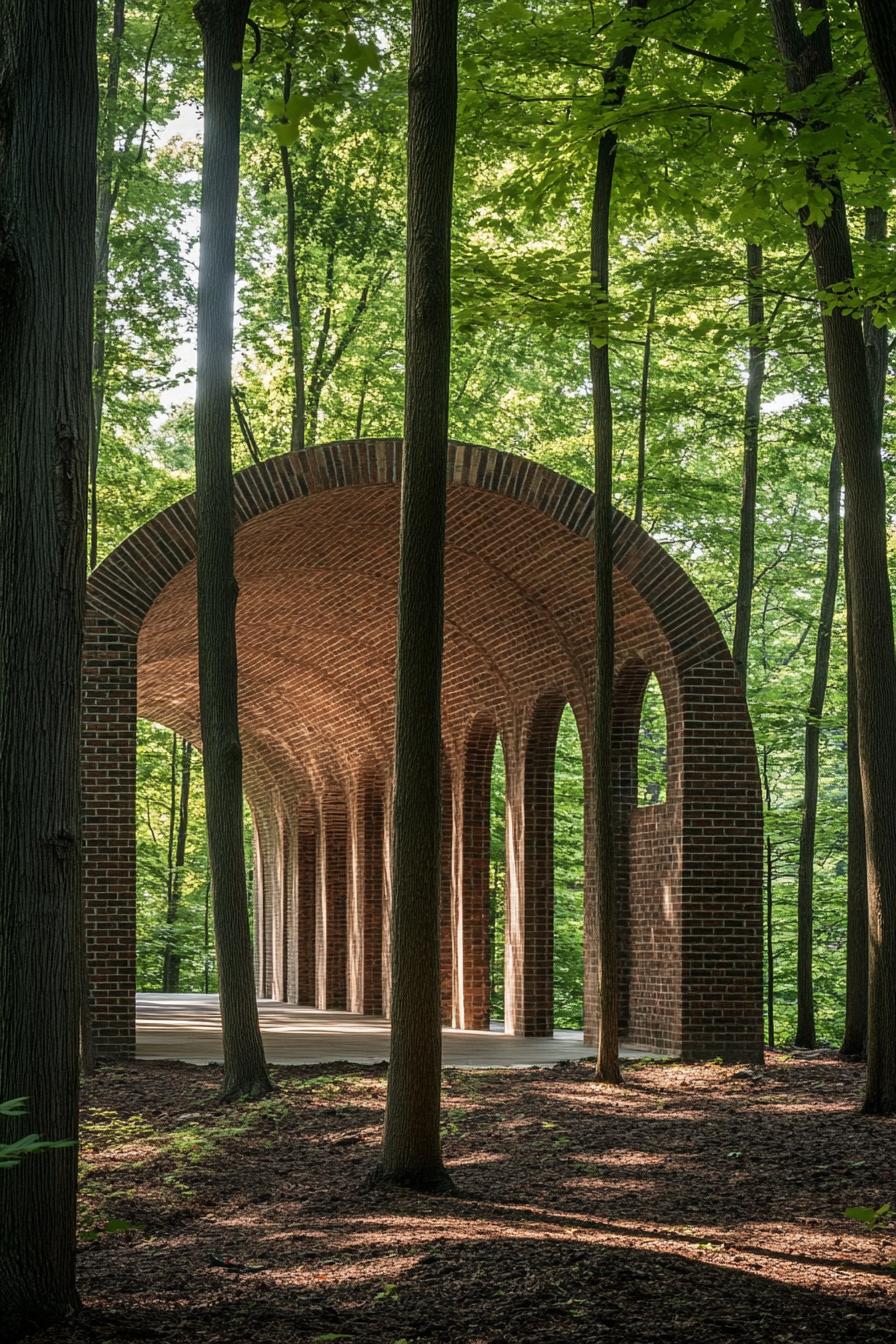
[841,205,886,1060]
[633,286,655,528]
[0,0,96,1333]
[589,0,647,1086]
[280,62,305,454]
[732,242,766,693]
[794,446,841,1047]
[769,0,896,1113]
[857,0,896,138]
[194,0,271,1100]
[90,0,125,572]
[377,0,458,1191]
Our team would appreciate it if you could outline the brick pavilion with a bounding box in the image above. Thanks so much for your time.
[83,440,764,1063]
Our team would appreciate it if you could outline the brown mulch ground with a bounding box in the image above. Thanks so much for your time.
[29,1052,896,1343]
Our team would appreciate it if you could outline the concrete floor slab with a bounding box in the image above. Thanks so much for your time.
[136,994,648,1069]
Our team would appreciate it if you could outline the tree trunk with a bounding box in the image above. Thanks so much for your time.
[732,242,766,693]
[377,0,458,1191]
[194,0,271,1101]
[90,0,126,572]
[633,287,655,528]
[0,0,96,1333]
[163,738,192,993]
[857,0,896,138]
[769,1,896,1113]
[355,368,369,440]
[794,446,841,1047]
[589,0,647,1087]
[841,206,886,1060]
[841,575,869,1059]
[280,62,305,454]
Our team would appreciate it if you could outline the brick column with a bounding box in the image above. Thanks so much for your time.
[361,778,384,1015]
[82,609,137,1058]
[251,809,279,1000]
[347,782,364,1014]
[440,757,455,1026]
[295,804,317,1004]
[454,718,494,1030]
[315,792,348,1010]
[381,774,394,1018]
[282,811,299,1003]
[678,656,764,1062]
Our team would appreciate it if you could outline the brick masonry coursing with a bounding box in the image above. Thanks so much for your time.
[82,440,764,1063]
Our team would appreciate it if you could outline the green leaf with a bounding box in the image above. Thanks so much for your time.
[285,92,314,122]
[275,122,300,149]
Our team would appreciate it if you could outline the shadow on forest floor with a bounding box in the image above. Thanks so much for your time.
[25,1054,896,1344]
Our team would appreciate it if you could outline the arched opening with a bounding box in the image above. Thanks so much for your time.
[638,672,668,806]
[134,720,218,994]
[457,715,504,1031]
[553,706,584,1030]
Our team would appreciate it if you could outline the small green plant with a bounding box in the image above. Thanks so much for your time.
[80,1216,143,1244]
[845,1203,893,1231]
[0,1098,74,1170]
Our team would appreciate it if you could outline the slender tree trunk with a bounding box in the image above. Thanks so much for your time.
[856,0,896,138]
[377,0,458,1191]
[842,575,869,1059]
[280,62,305,454]
[732,242,766,692]
[794,446,841,1047]
[770,1,896,1113]
[633,287,655,528]
[162,732,179,987]
[90,0,125,572]
[163,738,192,992]
[194,0,271,1101]
[841,206,886,1060]
[355,368,369,440]
[0,0,96,1333]
[589,0,647,1087]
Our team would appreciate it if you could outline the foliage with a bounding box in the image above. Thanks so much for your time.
[90,0,894,1046]
[0,1098,74,1171]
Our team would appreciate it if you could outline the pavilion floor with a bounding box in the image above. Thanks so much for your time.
[135,993,651,1069]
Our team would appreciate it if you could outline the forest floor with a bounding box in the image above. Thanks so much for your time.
[29,1052,896,1343]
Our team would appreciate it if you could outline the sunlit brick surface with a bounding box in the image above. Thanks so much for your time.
[83,441,764,1063]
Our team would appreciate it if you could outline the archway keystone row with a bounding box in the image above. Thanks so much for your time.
[82,440,764,1063]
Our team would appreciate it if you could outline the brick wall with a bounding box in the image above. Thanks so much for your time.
[83,440,764,1063]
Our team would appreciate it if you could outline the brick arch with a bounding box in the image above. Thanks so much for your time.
[83,439,763,1062]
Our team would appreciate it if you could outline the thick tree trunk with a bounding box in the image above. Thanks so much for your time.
[794,446,841,1047]
[857,0,896,138]
[194,0,271,1101]
[732,242,766,693]
[280,62,305,454]
[163,738,192,992]
[633,287,655,528]
[0,0,96,1334]
[841,206,886,1061]
[377,0,458,1191]
[589,0,647,1087]
[770,1,896,1113]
